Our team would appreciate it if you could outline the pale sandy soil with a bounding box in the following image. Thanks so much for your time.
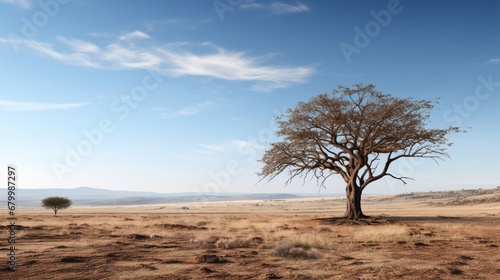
[1,190,499,279]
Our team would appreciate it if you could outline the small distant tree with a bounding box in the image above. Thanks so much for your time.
[42,196,72,215]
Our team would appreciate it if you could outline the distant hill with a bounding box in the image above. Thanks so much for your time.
[2,186,299,206]
[86,193,299,206]
[383,187,500,205]
[8,186,498,208]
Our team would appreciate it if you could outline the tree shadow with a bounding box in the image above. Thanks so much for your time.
[315,216,391,226]
[313,215,491,226]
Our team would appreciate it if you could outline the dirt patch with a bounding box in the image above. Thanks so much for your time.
[127,234,149,239]
[265,273,283,279]
[200,267,215,273]
[156,223,207,230]
[196,254,229,264]
[60,256,87,263]
[135,264,158,271]
[0,224,29,230]
[437,215,460,219]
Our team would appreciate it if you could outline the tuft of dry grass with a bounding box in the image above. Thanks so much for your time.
[149,233,163,239]
[273,242,322,259]
[352,225,409,242]
[190,235,221,249]
[215,237,254,249]
[190,235,261,249]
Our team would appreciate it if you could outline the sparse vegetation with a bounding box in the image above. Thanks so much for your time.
[318,227,332,232]
[190,235,219,249]
[274,242,322,259]
[215,237,254,249]
[12,188,500,279]
[352,225,409,242]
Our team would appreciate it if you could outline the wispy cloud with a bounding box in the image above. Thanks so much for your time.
[199,18,213,25]
[159,48,313,91]
[119,31,150,41]
[0,31,314,91]
[143,19,186,31]
[103,42,161,69]
[486,58,500,64]
[270,2,310,14]
[0,0,31,9]
[197,139,264,154]
[241,1,310,15]
[0,99,88,111]
[155,101,214,117]
[176,101,214,116]
[0,37,101,68]
[229,139,264,150]
[89,32,115,39]
[198,143,225,152]
[144,18,212,32]
[58,37,100,53]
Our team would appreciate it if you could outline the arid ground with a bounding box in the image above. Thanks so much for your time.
[2,188,499,279]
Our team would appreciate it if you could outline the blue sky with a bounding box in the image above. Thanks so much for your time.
[0,0,499,195]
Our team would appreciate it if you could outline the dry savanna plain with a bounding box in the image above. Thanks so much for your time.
[1,188,499,279]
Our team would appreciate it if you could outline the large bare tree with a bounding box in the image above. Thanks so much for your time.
[259,84,461,219]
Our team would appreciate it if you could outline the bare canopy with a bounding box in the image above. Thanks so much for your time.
[259,84,461,219]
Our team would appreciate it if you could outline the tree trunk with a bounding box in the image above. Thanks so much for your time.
[344,183,368,219]
[54,209,58,215]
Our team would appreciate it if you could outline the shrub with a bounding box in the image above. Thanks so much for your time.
[273,242,321,259]
[190,236,220,249]
[319,227,332,232]
[150,233,163,239]
[215,237,253,249]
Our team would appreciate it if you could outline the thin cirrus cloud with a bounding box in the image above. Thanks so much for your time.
[143,19,184,31]
[0,0,31,9]
[0,31,314,91]
[118,30,150,41]
[486,58,500,64]
[58,36,100,53]
[154,101,214,117]
[197,139,264,154]
[143,18,213,32]
[229,139,264,150]
[175,101,214,116]
[241,1,310,15]
[0,37,101,68]
[158,48,313,91]
[0,99,88,112]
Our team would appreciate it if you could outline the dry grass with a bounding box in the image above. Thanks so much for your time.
[352,224,410,243]
[273,242,322,259]
[1,194,499,279]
